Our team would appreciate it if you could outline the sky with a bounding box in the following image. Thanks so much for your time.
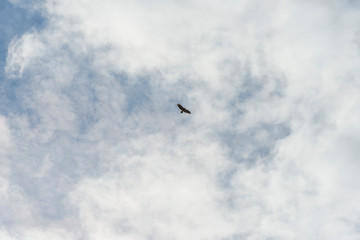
[1,0,360,239]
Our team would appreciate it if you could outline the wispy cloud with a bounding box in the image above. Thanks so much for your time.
[1,0,360,239]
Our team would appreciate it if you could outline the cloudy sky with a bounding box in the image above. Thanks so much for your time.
[1,0,360,239]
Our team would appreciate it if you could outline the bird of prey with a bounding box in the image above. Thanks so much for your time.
[177,104,191,114]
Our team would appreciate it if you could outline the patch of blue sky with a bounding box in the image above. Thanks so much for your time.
[216,123,289,209]
[0,1,45,115]
[7,131,104,223]
[62,73,102,134]
[111,71,193,118]
[220,123,291,166]
[236,74,285,105]
[124,76,153,113]
[0,1,45,76]
[10,172,71,221]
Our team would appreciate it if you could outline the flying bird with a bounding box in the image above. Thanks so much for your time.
[177,104,191,114]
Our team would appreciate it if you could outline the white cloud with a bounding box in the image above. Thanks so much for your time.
[2,0,360,239]
[0,116,13,205]
[5,31,45,78]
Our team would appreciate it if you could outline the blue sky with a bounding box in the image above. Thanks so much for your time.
[1,0,360,239]
[0,0,43,116]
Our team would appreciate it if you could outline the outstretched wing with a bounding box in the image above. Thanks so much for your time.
[177,104,185,111]
[177,104,191,114]
[183,109,191,114]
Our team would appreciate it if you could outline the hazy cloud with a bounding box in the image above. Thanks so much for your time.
[1,0,360,239]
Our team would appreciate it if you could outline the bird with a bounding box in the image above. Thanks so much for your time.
[177,104,191,114]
